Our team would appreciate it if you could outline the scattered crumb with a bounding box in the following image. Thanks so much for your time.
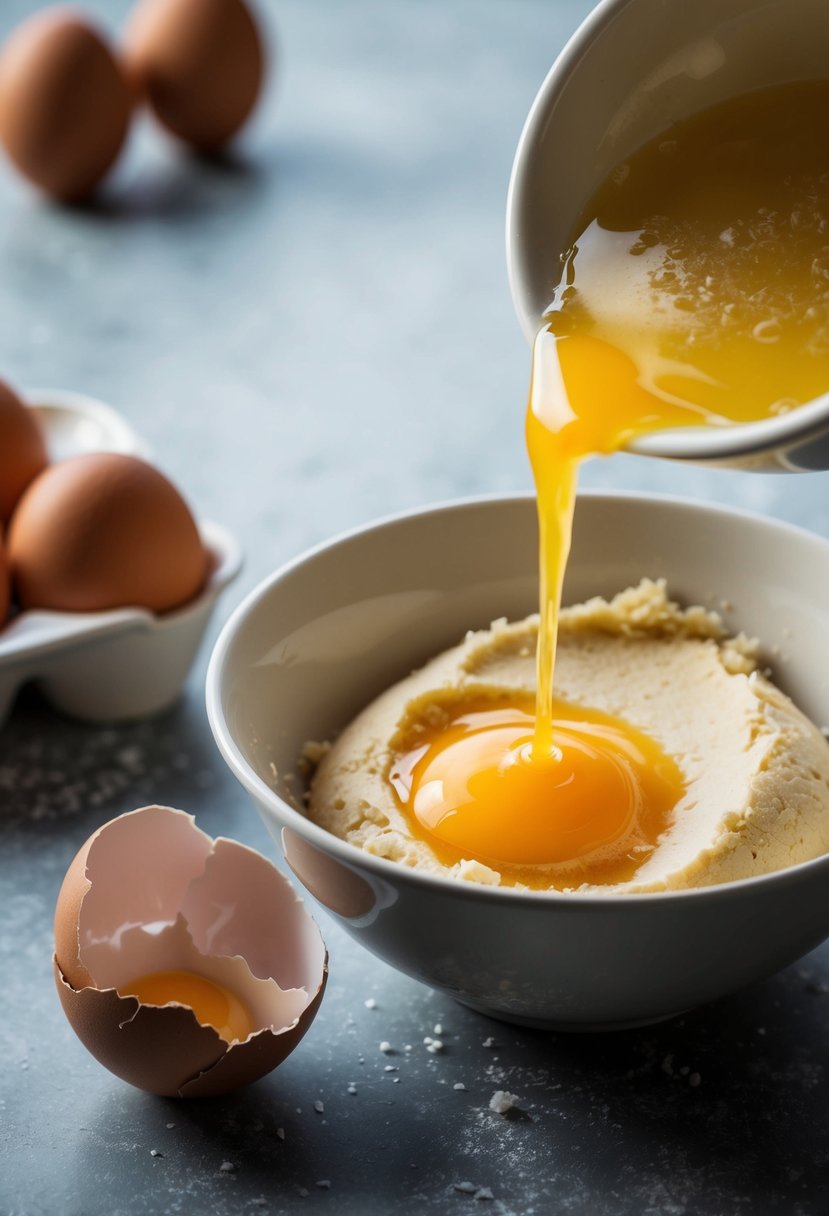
[433,1023,443,1036]
[404,1044,412,1052]
[316,1180,331,1190]
[277,1128,286,1141]
[424,1036,444,1053]
[379,1041,393,1053]
[300,740,331,773]
[489,1090,520,1116]
[314,1100,324,1114]
[689,1073,702,1088]
[297,1187,310,1198]
[347,1084,357,1095]
[453,1180,494,1200]
[165,1122,175,1129]
[392,1077,401,1083]
[220,1161,236,1174]
[482,1037,495,1048]
[364,998,377,1009]
[453,1083,467,1092]
[150,1149,162,1158]
[384,1065,398,1073]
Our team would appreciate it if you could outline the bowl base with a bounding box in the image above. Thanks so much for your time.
[454,994,690,1033]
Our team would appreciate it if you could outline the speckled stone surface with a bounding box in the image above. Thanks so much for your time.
[2,1,829,1213]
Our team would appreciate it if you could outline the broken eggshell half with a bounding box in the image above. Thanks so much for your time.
[54,805,327,1098]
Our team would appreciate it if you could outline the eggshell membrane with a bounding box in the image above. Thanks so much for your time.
[0,10,131,201]
[124,0,264,151]
[83,913,305,1023]
[181,839,326,988]
[8,452,209,613]
[54,806,328,1097]
[55,805,213,991]
[0,381,48,523]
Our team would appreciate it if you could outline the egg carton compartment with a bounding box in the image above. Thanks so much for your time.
[29,387,150,461]
[0,392,242,727]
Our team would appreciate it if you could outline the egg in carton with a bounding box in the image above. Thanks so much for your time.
[0,390,241,727]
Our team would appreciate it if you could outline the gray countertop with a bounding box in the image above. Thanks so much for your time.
[2,1,828,1213]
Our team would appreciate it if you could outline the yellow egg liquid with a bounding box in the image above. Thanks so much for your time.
[119,970,253,1044]
[390,695,684,888]
[393,81,829,885]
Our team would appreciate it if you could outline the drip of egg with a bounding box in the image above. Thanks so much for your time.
[391,80,829,883]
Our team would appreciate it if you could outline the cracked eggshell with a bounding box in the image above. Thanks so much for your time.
[54,805,327,1098]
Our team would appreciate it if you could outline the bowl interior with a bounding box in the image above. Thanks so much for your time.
[214,494,829,839]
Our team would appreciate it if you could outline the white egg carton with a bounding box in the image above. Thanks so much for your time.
[0,390,242,727]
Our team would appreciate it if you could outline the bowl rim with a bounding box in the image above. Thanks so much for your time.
[505,0,630,344]
[206,489,829,909]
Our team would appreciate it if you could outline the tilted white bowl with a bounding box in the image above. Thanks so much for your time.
[506,0,829,470]
[207,494,829,1029]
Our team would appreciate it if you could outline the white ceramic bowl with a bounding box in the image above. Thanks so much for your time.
[506,0,829,470]
[207,494,829,1030]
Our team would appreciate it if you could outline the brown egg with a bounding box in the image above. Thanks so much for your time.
[0,380,48,523]
[8,452,208,613]
[54,805,328,1097]
[0,9,131,201]
[0,537,9,627]
[124,0,264,152]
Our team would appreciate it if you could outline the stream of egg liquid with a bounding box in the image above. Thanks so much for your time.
[393,80,829,888]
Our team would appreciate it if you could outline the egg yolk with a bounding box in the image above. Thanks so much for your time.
[119,970,253,1044]
[389,82,829,882]
[390,696,683,887]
